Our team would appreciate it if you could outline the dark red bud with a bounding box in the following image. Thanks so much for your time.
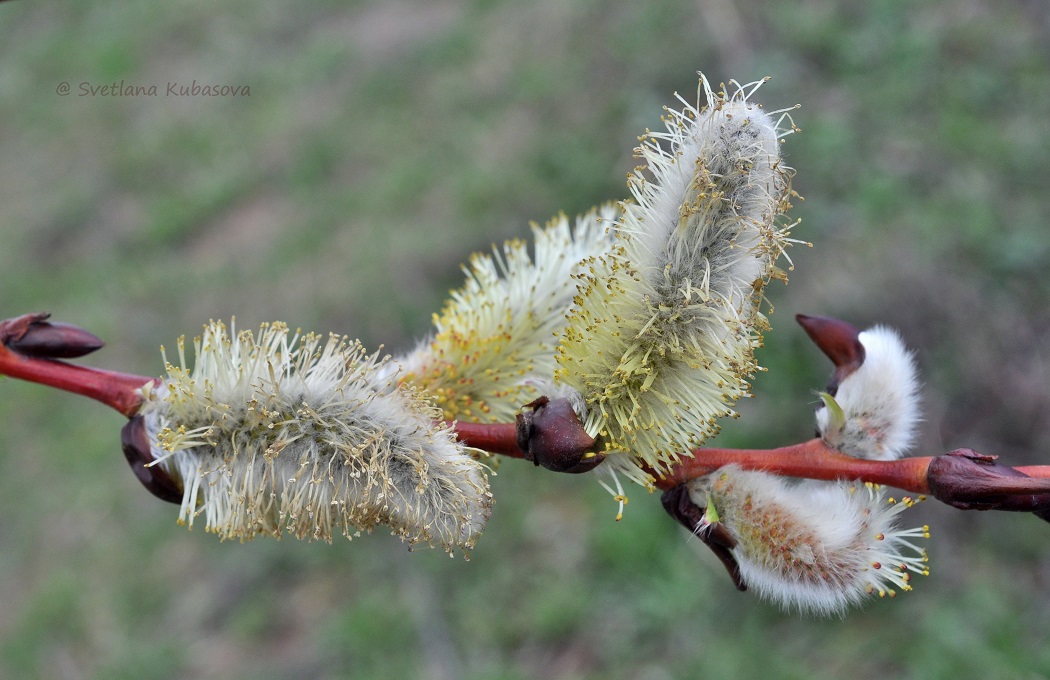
[796,314,866,394]
[9,321,104,358]
[515,397,602,473]
[1,312,104,358]
[121,416,183,504]
[661,485,745,591]
[927,448,1050,511]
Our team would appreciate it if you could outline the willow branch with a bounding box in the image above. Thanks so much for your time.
[5,312,1050,513]
[447,416,1050,512]
[0,314,153,417]
[652,439,934,491]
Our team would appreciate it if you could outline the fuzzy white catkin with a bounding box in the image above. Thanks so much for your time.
[816,326,921,460]
[689,466,930,615]
[138,321,492,554]
[399,206,615,423]
[556,76,797,487]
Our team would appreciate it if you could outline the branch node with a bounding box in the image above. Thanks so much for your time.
[927,448,1050,511]
[515,397,603,473]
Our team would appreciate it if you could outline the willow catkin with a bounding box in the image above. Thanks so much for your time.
[556,76,798,487]
[817,326,922,460]
[689,466,930,615]
[400,206,615,422]
[137,321,491,554]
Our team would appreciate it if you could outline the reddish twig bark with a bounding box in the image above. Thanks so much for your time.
[449,421,523,458]
[652,438,935,492]
[0,314,153,417]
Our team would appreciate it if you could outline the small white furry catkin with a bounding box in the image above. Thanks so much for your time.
[399,206,615,423]
[137,321,492,554]
[689,466,930,615]
[816,326,921,460]
[556,76,798,487]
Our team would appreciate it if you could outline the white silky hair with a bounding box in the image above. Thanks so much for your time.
[689,466,929,616]
[816,325,922,460]
[629,98,782,318]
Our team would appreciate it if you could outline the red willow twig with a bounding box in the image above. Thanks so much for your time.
[4,312,1050,513]
[0,313,178,502]
[653,438,937,492]
[451,410,1050,513]
[0,313,154,416]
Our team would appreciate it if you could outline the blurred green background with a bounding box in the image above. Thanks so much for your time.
[2,1,1050,678]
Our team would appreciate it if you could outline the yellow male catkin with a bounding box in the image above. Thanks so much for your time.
[138,321,491,554]
[400,207,615,422]
[556,76,798,487]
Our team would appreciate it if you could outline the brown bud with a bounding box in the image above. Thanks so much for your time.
[10,321,105,358]
[660,484,745,591]
[1,312,104,358]
[121,415,183,504]
[515,396,602,473]
[926,448,1050,511]
[796,314,865,394]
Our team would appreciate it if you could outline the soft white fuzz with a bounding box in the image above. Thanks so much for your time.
[138,321,491,554]
[817,326,922,460]
[556,76,798,487]
[399,206,615,422]
[689,467,930,615]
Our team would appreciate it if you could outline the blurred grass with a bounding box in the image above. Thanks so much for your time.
[2,0,1050,678]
